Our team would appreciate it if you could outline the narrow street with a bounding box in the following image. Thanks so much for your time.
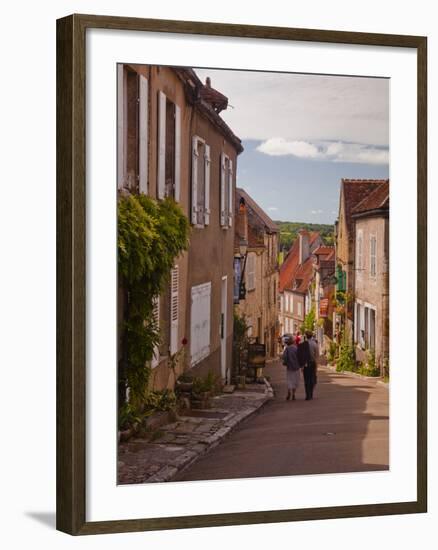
[176,361,389,481]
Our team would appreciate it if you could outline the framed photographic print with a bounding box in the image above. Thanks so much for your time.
[56,14,427,535]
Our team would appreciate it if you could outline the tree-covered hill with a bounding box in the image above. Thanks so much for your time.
[275,221,334,252]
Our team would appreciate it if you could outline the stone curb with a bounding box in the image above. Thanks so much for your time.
[147,378,275,483]
[325,364,389,388]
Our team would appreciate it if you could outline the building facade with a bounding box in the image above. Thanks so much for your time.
[335,179,389,340]
[279,231,323,337]
[351,181,389,371]
[117,64,243,389]
[234,188,279,358]
[312,246,336,348]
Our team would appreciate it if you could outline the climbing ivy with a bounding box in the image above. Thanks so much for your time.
[118,194,190,410]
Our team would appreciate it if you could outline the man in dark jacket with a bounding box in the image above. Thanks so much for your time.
[298,331,319,400]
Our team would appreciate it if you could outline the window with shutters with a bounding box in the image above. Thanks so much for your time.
[191,136,211,226]
[157,91,181,201]
[247,253,255,291]
[190,282,211,366]
[356,230,363,270]
[170,266,179,355]
[117,65,148,193]
[220,153,233,228]
[370,235,377,278]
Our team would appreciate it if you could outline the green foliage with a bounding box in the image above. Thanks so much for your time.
[192,371,220,395]
[336,341,356,372]
[303,307,316,333]
[118,402,145,431]
[274,221,334,251]
[357,350,380,377]
[118,194,190,410]
[327,340,337,363]
[233,310,249,351]
[143,389,177,414]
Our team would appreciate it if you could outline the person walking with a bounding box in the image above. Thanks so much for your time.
[299,331,319,400]
[281,336,302,401]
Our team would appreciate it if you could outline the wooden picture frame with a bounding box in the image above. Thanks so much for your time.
[56,13,427,535]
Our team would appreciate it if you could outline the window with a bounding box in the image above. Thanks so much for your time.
[191,136,211,226]
[247,253,255,291]
[297,301,302,318]
[117,66,148,193]
[220,153,233,227]
[355,302,361,344]
[356,230,363,270]
[170,266,179,355]
[190,282,211,366]
[370,235,377,277]
[157,91,181,201]
[289,294,293,314]
[369,308,376,349]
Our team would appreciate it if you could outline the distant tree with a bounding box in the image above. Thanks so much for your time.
[275,221,335,252]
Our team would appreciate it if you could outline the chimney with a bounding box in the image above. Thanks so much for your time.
[205,76,211,88]
[236,196,248,244]
[299,230,310,265]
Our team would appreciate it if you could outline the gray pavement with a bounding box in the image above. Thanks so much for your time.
[118,380,273,484]
[176,362,389,481]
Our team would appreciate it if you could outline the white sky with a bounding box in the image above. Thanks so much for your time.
[195,68,389,148]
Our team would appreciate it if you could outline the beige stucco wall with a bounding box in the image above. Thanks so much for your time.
[121,65,239,389]
[237,232,279,357]
[354,215,389,369]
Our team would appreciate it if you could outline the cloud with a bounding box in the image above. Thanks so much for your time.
[310,209,324,215]
[257,138,319,158]
[256,138,389,165]
[194,69,389,146]
[267,206,279,212]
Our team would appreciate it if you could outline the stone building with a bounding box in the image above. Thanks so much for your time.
[279,230,323,337]
[234,188,279,358]
[117,64,243,389]
[335,179,389,339]
[351,181,389,371]
[312,245,336,347]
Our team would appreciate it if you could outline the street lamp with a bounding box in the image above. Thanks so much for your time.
[238,237,248,300]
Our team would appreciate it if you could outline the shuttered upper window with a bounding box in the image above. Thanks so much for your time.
[157,91,181,201]
[247,253,256,291]
[191,136,211,226]
[117,65,148,193]
[356,230,364,270]
[220,153,233,228]
[370,235,377,278]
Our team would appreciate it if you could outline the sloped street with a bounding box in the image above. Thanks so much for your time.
[176,361,389,481]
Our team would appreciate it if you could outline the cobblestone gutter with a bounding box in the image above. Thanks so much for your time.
[118,379,274,484]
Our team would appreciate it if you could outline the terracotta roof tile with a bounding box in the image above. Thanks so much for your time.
[342,179,388,233]
[279,232,323,294]
[352,180,389,214]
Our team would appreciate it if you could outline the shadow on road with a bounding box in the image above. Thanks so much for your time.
[176,361,389,482]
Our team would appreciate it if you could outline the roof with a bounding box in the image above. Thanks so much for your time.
[173,67,243,154]
[236,188,279,233]
[341,179,388,234]
[279,231,323,294]
[293,257,315,294]
[200,77,228,113]
[313,245,334,257]
[352,180,389,215]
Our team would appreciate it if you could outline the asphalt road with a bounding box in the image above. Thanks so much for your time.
[176,362,389,481]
